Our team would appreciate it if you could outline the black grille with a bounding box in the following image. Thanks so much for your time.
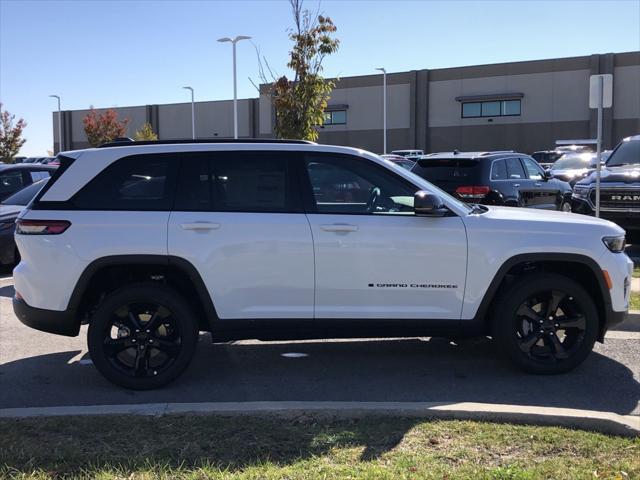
[591,189,640,209]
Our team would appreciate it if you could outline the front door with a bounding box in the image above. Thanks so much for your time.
[521,156,558,209]
[168,151,314,320]
[301,153,467,320]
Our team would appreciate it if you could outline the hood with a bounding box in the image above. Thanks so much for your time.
[0,204,24,222]
[576,165,640,185]
[479,205,625,236]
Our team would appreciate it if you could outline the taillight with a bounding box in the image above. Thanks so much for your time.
[16,219,71,235]
[455,186,491,199]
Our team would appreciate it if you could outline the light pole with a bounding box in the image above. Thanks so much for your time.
[182,86,195,140]
[49,95,62,153]
[218,35,252,139]
[375,68,387,154]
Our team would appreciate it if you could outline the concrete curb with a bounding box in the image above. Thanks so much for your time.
[0,401,637,437]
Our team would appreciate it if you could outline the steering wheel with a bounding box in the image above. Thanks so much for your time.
[366,187,381,213]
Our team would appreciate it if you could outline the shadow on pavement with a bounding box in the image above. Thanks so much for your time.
[0,335,638,415]
[0,284,14,298]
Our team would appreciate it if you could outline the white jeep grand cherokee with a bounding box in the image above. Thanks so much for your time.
[13,140,633,389]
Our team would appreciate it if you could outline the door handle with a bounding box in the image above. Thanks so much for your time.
[320,224,358,232]
[180,222,221,231]
[534,183,542,187]
[513,183,520,187]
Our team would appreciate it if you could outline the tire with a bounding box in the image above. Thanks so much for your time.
[560,201,572,212]
[87,282,199,389]
[491,273,599,374]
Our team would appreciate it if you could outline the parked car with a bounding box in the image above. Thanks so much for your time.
[410,151,573,210]
[380,154,415,170]
[13,139,631,389]
[0,164,57,202]
[532,146,593,169]
[391,149,424,158]
[572,135,640,244]
[548,152,598,186]
[0,179,48,266]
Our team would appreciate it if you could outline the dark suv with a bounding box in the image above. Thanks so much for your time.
[571,135,640,244]
[411,151,573,210]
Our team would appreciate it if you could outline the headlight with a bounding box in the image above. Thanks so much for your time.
[603,236,626,253]
[572,186,590,200]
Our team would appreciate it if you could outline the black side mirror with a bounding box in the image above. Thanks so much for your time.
[414,191,448,217]
[543,170,552,180]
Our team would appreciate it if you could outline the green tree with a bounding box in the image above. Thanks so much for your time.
[0,103,27,163]
[82,107,130,147]
[133,122,158,141]
[258,0,339,141]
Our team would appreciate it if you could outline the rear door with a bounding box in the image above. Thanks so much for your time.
[521,156,558,209]
[167,150,314,320]
[504,157,533,207]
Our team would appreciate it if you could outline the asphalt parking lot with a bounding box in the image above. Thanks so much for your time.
[0,271,638,417]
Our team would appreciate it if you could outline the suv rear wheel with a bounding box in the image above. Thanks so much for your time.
[491,273,598,374]
[87,283,199,389]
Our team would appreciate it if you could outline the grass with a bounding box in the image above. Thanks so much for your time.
[1,415,638,479]
[631,292,640,311]
[633,266,639,279]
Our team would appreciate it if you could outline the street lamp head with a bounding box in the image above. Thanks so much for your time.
[218,35,252,44]
[182,86,193,92]
[48,94,60,99]
[235,35,252,42]
[375,67,386,73]
[217,37,232,43]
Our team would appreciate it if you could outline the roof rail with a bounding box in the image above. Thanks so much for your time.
[98,138,316,148]
[480,150,515,156]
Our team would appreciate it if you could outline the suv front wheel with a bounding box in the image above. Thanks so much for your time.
[492,273,599,374]
[87,283,199,389]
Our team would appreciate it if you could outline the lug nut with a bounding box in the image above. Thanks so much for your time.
[132,339,136,343]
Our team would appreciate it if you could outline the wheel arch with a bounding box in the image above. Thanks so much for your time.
[69,255,218,332]
[474,253,612,341]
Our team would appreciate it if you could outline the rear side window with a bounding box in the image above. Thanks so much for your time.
[173,151,301,213]
[73,154,179,210]
[491,160,507,180]
[505,158,525,180]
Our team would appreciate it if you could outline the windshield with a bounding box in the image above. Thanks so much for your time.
[1,178,48,206]
[607,139,640,167]
[551,154,595,170]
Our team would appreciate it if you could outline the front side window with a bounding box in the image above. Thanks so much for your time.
[73,154,179,210]
[305,154,417,215]
[522,157,544,180]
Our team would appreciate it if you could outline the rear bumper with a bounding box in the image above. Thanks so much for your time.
[13,297,80,337]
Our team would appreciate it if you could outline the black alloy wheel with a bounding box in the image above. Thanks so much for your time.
[492,273,599,374]
[88,283,198,389]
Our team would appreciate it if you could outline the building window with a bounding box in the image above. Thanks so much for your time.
[461,99,521,118]
[323,110,347,125]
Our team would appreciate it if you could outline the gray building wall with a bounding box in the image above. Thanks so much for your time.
[54,51,639,155]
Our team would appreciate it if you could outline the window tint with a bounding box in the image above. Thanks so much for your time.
[174,156,212,211]
[73,154,178,210]
[0,171,25,198]
[174,152,298,213]
[305,154,417,215]
[30,171,50,182]
[491,159,508,180]
[522,157,544,180]
[2,179,47,206]
[505,158,525,180]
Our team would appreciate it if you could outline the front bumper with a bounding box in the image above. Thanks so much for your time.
[13,296,80,337]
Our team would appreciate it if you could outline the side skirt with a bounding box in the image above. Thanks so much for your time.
[209,318,487,342]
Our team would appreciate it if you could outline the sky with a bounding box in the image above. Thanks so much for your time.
[1,0,639,156]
